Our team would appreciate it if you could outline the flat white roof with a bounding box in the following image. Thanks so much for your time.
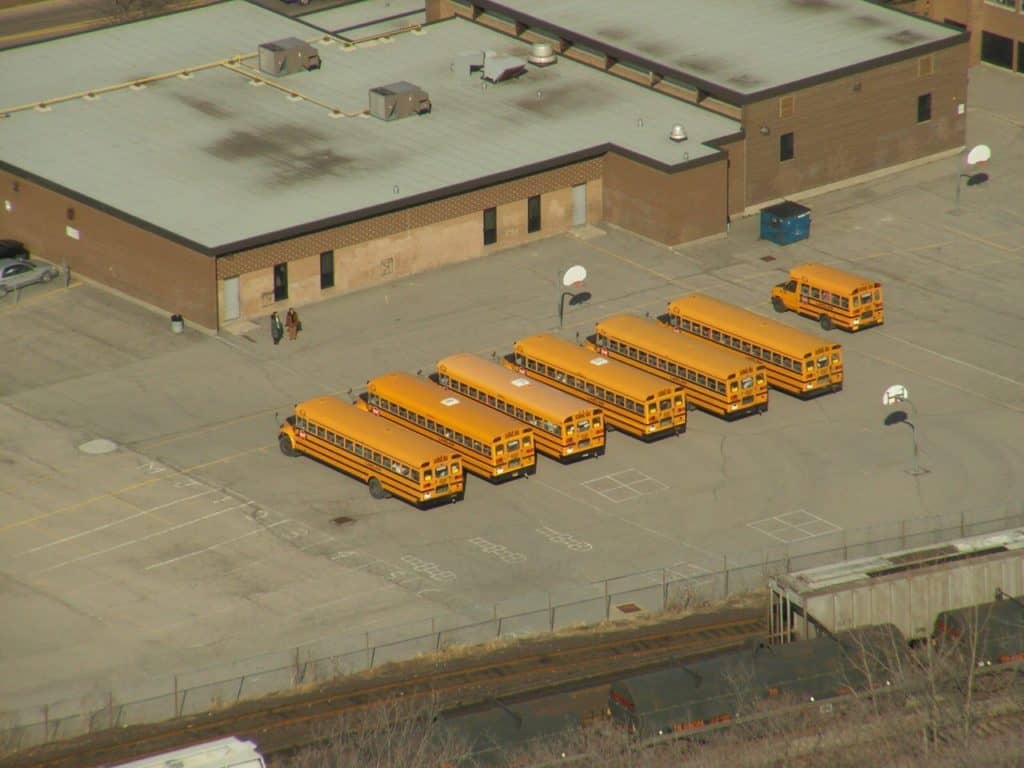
[0,1,739,254]
[302,0,425,38]
[772,528,1024,596]
[477,0,965,101]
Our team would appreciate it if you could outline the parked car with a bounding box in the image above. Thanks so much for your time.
[0,257,59,296]
[0,240,29,260]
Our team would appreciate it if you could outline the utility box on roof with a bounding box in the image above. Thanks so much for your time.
[759,200,811,245]
[258,38,321,77]
[368,82,432,121]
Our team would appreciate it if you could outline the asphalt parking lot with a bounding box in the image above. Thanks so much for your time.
[1,65,1022,721]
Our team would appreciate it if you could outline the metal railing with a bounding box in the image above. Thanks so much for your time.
[2,504,1021,754]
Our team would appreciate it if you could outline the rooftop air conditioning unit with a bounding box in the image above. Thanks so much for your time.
[258,38,321,77]
[369,82,432,121]
[482,53,527,83]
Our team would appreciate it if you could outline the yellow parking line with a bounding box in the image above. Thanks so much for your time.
[0,282,79,315]
[0,443,274,535]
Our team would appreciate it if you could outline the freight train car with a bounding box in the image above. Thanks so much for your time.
[608,624,907,739]
[934,593,1024,665]
[769,528,1024,644]
[434,695,583,766]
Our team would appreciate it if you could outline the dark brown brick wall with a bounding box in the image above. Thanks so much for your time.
[742,43,969,206]
[0,171,217,327]
[603,152,728,245]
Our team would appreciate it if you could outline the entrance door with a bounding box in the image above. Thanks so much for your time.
[222,276,240,322]
[572,183,587,227]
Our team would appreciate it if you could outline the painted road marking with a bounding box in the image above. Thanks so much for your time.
[748,509,842,544]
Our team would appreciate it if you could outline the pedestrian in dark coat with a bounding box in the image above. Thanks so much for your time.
[270,311,284,345]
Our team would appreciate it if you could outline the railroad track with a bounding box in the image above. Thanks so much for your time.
[5,609,766,768]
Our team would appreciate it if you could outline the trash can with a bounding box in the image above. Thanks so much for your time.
[759,201,811,245]
[170,313,184,334]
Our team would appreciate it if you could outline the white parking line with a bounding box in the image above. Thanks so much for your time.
[144,519,291,570]
[879,332,1024,388]
[19,489,217,556]
[35,501,255,574]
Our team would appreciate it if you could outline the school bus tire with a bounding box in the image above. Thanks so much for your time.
[278,434,297,457]
[819,314,833,331]
[771,297,787,313]
[368,477,391,500]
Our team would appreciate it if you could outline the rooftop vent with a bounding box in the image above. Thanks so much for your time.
[527,42,556,67]
[258,38,322,77]
[369,82,432,121]
[669,124,687,142]
[482,52,527,83]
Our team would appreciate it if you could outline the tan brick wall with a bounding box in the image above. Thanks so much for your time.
[230,178,598,321]
[216,158,603,280]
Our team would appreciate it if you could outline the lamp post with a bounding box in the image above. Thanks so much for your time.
[882,384,929,476]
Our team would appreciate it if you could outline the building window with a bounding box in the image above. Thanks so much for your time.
[483,207,497,245]
[273,262,288,302]
[527,195,541,233]
[778,95,795,119]
[320,251,334,289]
[779,132,794,162]
[917,93,932,123]
[981,31,1014,69]
[985,0,1015,9]
[1018,42,1024,74]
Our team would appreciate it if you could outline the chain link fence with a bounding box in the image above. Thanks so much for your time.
[2,505,1021,754]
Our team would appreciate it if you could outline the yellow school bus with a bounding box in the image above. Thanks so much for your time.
[588,315,768,419]
[361,372,535,482]
[278,395,464,507]
[771,262,884,331]
[435,353,605,462]
[664,294,843,398]
[505,333,686,439]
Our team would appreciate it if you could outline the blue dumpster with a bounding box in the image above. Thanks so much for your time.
[759,201,811,245]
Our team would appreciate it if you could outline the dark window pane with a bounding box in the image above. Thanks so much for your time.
[779,132,794,162]
[320,251,334,289]
[981,31,1013,69]
[917,93,932,123]
[527,195,541,233]
[273,262,288,302]
[483,207,497,245]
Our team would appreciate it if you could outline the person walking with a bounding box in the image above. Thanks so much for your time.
[270,311,284,345]
[285,307,301,341]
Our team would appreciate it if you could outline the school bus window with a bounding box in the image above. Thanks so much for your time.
[852,295,860,308]
[659,399,671,411]
[718,382,726,394]
[742,341,752,353]
[874,289,880,301]
[752,345,762,357]
[817,357,828,368]
[811,288,820,299]
[507,438,520,451]
[687,370,696,382]
[578,419,590,431]
[436,465,448,478]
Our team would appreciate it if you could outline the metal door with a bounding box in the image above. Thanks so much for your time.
[572,183,587,226]
[223,276,240,322]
